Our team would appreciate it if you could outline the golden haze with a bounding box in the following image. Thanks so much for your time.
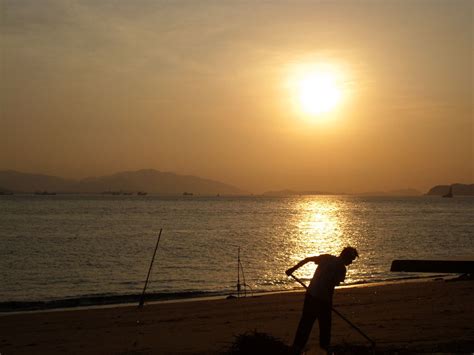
[1,1,472,193]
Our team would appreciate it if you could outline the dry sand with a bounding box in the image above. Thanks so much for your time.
[1,280,473,354]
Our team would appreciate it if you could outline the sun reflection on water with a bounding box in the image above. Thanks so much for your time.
[288,197,350,281]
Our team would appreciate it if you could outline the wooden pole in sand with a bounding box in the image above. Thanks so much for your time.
[138,228,163,308]
[237,247,241,298]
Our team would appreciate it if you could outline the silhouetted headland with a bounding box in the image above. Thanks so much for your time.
[0,169,244,195]
[426,183,474,196]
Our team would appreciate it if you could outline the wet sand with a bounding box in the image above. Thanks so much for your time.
[1,280,473,354]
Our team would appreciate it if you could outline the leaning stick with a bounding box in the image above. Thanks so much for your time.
[138,228,163,308]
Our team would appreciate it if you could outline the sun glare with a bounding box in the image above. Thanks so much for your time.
[288,64,345,118]
[298,72,341,114]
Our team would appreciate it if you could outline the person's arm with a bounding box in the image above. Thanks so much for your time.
[285,256,321,276]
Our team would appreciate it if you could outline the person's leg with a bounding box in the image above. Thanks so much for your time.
[317,301,332,350]
[291,294,318,354]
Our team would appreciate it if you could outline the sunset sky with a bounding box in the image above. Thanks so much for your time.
[1,0,472,193]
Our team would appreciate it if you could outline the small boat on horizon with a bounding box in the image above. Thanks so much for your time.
[442,185,453,198]
[35,191,56,195]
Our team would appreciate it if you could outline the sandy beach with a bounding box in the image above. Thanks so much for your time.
[1,279,473,354]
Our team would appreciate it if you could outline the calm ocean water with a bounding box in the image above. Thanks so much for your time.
[0,195,473,309]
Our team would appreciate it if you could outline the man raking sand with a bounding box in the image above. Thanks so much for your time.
[286,246,363,354]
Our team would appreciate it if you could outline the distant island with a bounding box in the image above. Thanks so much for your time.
[1,170,472,197]
[262,189,345,197]
[263,185,473,197]
[262,188,421,197]
[426,183,474,196]
[356,188,422,196]
[0,169,244,195]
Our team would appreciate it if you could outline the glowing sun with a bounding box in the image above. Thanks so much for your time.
[291,66,343,116]
[297,71,342,115]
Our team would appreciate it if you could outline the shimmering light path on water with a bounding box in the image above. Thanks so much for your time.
[0,195,472,303]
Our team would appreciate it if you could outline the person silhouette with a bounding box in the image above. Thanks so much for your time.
[286,246,359,354]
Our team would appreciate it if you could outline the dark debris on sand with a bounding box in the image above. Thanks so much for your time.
[225,330,290,355]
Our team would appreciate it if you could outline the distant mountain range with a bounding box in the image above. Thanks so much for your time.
[0,169,244,195]
[263,185,474,197]
[1,170,472,197]
[357,188,422,196]
[262,189,344,196]
[262,188,422,197]
[426,183,474,196]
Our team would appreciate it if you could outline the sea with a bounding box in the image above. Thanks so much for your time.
[0,194,473,311]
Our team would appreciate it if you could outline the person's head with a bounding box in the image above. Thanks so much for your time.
[339,246,359,265]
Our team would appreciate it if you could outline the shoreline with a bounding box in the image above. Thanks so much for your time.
[0,274,457,315]
[1,278,472,354]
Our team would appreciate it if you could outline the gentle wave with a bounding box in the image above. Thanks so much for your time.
[0,274,454,313]
[0,290,216,312]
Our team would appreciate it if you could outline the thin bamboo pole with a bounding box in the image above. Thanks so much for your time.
[138,228,163,308]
